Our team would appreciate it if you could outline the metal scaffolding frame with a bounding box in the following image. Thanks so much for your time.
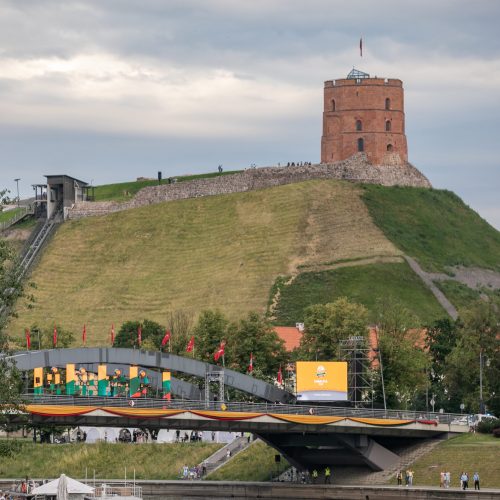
[205,370,225,407]
[340,336,374,407]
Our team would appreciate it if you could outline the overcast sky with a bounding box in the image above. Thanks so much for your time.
[1,0,499,229]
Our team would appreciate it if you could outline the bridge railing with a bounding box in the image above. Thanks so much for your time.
[20,394,465,424]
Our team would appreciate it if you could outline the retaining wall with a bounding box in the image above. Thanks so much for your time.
[66,155,431,220]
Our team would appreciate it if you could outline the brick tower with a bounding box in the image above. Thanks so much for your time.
[321,69,408,165]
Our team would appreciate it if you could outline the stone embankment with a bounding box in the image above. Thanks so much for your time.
[66,155,431,220]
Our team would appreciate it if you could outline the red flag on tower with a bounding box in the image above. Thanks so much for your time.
[161,330,171,347]
[25,329,31,350]
[186,336,195,353]
[82,324,87,346]
[53,324,57,348]
[138,325,142,347]
[277,365,283,385]
[248,353,253,373]
[214,341,225,362]
[110,324,115,346]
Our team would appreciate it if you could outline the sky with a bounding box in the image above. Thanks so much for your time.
[0,0,499,229]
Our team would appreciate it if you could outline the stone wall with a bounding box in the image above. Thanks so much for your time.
[66,155,431,220]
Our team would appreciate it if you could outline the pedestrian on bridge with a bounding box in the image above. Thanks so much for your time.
[311,469,318,484]
[324,466,331,484]
[473,472,480,490]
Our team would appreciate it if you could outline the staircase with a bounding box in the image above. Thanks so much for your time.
[202,436,253,477]
[18,201,63,279]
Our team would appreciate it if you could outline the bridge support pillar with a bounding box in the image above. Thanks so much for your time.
[337,435,399,471]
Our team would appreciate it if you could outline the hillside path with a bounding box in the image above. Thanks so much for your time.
[404,256,458,319]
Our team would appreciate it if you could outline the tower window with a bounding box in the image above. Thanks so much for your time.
[387,144,393,152]
[385,98,391,110]
[357,138,364,152]
[385,120,391,132]
[331,99,336,112]
[356,120,362,131]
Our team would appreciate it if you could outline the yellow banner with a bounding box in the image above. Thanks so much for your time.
[296,361,348,401]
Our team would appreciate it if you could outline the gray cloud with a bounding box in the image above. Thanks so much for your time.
[0,0,499,229]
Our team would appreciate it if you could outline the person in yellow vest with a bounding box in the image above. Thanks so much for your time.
[324,466,331,484]
[311,469,318,484]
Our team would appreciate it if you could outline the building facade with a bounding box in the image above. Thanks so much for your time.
[321,69,408,165]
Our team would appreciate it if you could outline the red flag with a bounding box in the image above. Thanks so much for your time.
[138,324,142,347]
[110,324,115,346]
[53,324,57,348]
[360,37,363,57]
[186,336,195,353]
[161,330,171,347]
[277,365,283,385]
[82,324,87,345]
[25,329,31,350]
[248,353,253,373]
[214,341,225,361]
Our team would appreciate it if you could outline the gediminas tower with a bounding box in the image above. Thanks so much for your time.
[321,69,408,165]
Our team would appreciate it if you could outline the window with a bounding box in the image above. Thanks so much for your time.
[356,120,362,131]
[331,99,336,112]
[387,144,393,152]
[385,98,391,110]
[357,138,364,152]
[385,120,391,132]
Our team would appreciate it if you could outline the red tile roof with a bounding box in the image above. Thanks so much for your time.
[273,326,302,351]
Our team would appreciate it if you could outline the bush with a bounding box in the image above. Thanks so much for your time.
[0,440,24,457]
[492,427,500,438]
[476,417,500,434]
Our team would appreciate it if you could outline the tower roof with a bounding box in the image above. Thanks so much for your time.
[347,68,370,79]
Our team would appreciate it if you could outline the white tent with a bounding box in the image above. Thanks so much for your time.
[32,474,94,499]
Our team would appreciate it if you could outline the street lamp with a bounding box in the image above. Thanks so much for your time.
[14,178,20,207]
[479,350,490,414]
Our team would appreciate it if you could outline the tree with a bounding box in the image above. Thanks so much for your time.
[376,299,429,410]
[297,297,368,360]
[165,310,194,355]
[27,324,75,350]
[227,312,287,378]
[191,309,232,363]
[445,300,500,414]
[114,319,165,349]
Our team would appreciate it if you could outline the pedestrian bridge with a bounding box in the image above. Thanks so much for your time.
[10,395,468,472]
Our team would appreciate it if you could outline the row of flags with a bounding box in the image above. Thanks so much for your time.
[23,326,285,380]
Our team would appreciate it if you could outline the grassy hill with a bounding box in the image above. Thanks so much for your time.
[0,441,220,479]
[8,178,500,343]
[10,180,403,342]
[403,433,500,488]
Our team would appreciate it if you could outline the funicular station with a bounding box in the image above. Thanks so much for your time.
[4,347,468,473]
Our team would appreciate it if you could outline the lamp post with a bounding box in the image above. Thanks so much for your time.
[14,178,20,206]
[479,350,490,414]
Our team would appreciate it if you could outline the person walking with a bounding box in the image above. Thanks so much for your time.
[311,469,318,484]
[396,470,403,486]
[445,471,451,488]
[407,469,414,487]
[460,471,468,490]
[324,466,331,484]
[440,471,445,488]
[473,472,480,490]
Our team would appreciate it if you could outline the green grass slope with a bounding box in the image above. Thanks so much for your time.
[273,261,446,326]
[403,433,500,488]
[10,180,401,342]
[362,186,500,273]
[0,441,221,479]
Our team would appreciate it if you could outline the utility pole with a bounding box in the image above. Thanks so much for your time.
[14,178,20,206]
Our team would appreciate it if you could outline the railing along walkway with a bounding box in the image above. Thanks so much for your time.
[0,206,34,232]
[22,394,464,425]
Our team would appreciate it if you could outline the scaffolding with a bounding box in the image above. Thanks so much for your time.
[339,336,374,407]
[204,370,225,408]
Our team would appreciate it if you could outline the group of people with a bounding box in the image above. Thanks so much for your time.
[311,467,332,484]
[396,469,414,487]
[180,463,205,480]
[458,471,480,490]
[286,161,312,167]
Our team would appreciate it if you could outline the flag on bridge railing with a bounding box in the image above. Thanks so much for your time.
[110,324,115,345]
[53,324,57,348]
[186,335,195,353]
[138,324,142,347]
[161,330,171,348]
[214,341,225,362]
[25,328,31,350]
[248,352,253,373]
[82,324,87,346]
[277,365,283,385]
